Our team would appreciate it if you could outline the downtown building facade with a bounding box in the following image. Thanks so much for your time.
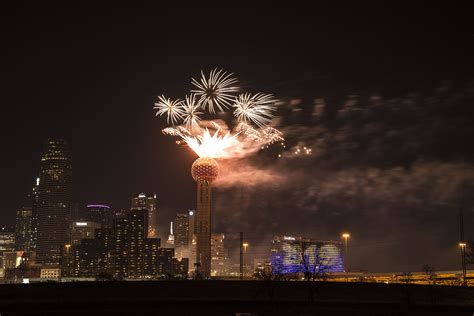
[172,210,196,274]
[4,178,42,280]
[14,207,34,251]
[62,209,187,279]
[0,227,15,277]
[270,235,344,275]
[210,233,228,277]
[131,193,158,238]
[36,138,73,267]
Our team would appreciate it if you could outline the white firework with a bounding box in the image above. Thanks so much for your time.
[182,94,203,130]
[155,69,285,159]
[153,95,184,125]
[233,93,277,127]
[191,68,239,113]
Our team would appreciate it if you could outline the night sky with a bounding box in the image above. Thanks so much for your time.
[1,3,473,272]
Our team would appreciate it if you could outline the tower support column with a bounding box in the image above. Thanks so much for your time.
[196,181,212,278]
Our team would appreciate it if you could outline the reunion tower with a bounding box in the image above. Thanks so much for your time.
[154,68,282,278]
[191,157,219,278]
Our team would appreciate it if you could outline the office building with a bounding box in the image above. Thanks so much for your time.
[174,213,189,248]
[211,233,227,277]
[127,209,148,278]
[270,235,344,275]
[157,248,174,277]
[174,213,190,260]
[131,193,158,238]
[15,207,34,251]
[62,209,166,279]
[0,227,15,276]
[36,138,72,267]
[172,258,189,278]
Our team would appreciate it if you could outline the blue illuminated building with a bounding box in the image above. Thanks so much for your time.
[271,235,344,274]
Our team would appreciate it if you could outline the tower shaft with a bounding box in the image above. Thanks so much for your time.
[196,180,212,278]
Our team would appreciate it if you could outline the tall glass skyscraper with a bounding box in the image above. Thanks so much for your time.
[131,193,158,238]
[36,138,72,267]
[174,213,189,248]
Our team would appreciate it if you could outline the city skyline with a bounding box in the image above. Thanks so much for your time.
[1,3,473,274]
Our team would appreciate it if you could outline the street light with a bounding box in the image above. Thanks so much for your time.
[342,233,350,273]
[242,242,249,277]
[459,242,467,286]
[342,233,350,252]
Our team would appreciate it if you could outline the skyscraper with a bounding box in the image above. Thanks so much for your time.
[14,207,34,251]
[174,213,189,260]
[36,138,72,267]
[174,213,189,249]
[128,209,148,278]
[210,233,227,277]
[131,193,158,238]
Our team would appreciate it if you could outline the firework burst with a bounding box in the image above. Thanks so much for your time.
[155,68,283,159]
[185,128,239,158]
[153,95,184,125]
[191,68,239,113]
[233,93,277,127]
[182,94,203,130]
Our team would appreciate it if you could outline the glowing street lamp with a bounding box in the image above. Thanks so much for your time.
[242,242,249,277]
[342,233,350,273]
[459,242,467,285]
[342,233,350,251]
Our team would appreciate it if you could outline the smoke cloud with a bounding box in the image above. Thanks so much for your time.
[212,80,474,272]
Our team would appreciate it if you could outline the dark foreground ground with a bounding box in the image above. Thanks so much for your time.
[0,281,473,316]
